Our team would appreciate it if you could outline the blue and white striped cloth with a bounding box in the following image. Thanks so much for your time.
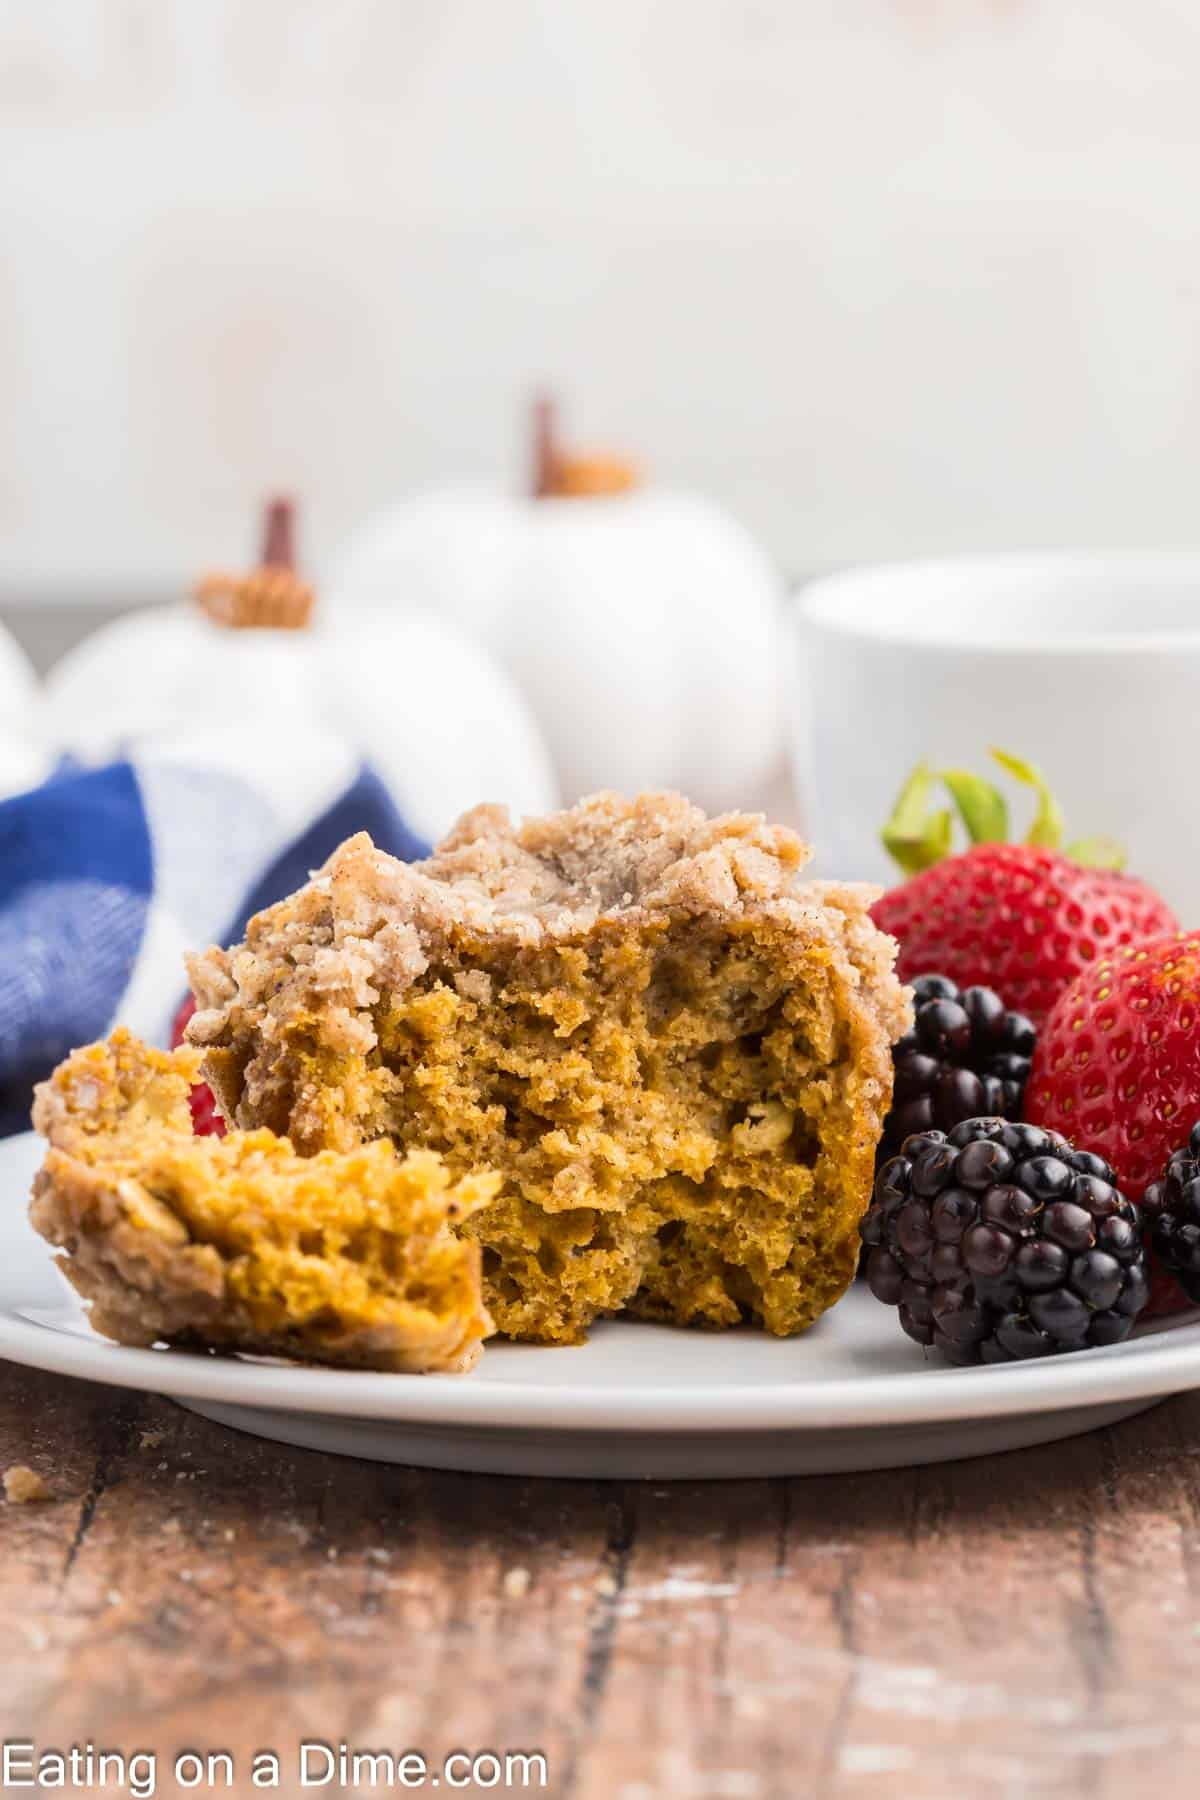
[0,726,428,1135]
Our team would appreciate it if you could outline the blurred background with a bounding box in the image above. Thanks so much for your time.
[4,0,1200,871]
[3,0,1199,603]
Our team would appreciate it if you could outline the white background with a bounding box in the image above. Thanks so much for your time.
[1,0,1198,592]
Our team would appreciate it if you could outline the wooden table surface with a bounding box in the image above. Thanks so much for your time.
[3,1366,1200,1800]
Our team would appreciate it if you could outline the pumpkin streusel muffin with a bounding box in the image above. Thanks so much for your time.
[30,1030,496,1371]
[187,792,910,1345]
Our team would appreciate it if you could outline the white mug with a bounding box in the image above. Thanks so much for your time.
[791,552,1200,925]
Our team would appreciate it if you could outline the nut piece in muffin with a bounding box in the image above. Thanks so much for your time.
[30,1030,497,1372]
[188,791,909,1345]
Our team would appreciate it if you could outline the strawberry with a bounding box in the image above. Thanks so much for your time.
[169,994,226,1138]
[871,750,1176,1026]
[1025,933,1200,1315]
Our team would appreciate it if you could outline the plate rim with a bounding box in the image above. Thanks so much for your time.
[4,1130,1200,1434]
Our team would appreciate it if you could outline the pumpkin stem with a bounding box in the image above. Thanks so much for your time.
[531,393,560,500]
[194,496,313,631]
[261,495,296,570]
[530,393,640,498]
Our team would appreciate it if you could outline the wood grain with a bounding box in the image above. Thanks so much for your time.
[2,1366,1200,1798]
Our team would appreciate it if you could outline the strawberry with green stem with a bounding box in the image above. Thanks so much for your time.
[871,749,1177,1026]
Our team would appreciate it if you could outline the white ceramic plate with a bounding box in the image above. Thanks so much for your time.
[4,1129,1200,1478]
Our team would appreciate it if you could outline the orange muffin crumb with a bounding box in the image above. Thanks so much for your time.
[31,1032,496,1373]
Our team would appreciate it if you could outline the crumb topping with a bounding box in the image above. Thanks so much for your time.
[187,792,900,1066]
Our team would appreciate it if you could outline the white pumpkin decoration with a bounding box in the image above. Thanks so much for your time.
[327,399,784,811]
[0,621,47,800]
[43,500,557,844]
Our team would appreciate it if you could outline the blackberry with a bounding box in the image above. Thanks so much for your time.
[1140,1122,1200,1304]
[860,1117,1151,1364]
[882,974,1036,1159]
